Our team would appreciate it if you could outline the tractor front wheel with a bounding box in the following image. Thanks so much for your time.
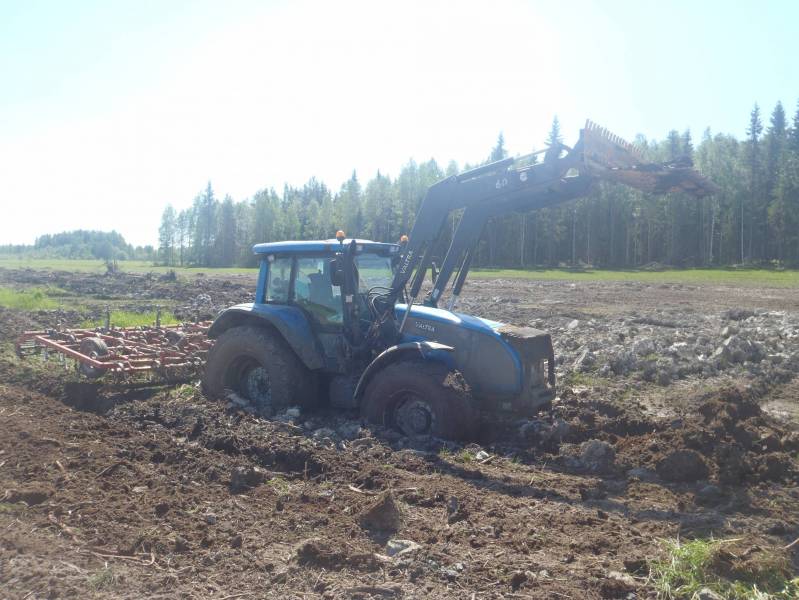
[203,325,313,413]
[361,360,477,441]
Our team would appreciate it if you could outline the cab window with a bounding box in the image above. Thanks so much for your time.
[294,257,343,326]
[355,253,394,292]
[265,256,292,303]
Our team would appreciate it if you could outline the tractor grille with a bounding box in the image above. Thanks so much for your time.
[497,325,556,387]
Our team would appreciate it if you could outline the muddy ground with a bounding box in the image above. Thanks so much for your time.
[0,268,798,599]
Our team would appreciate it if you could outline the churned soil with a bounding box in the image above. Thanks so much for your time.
[1,267,798,599]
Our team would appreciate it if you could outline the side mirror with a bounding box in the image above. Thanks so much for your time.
[330,258,344,287]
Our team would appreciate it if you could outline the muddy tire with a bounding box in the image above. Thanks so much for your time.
[203,325,314,413]
[361,360,477,441]
[78,337,109,379]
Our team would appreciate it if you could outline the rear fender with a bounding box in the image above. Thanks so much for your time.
[207,303,325,370]
[354,341,454,401]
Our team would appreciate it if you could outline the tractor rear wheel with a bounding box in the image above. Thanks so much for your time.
[361,360,477,441]
[203,325,314,413]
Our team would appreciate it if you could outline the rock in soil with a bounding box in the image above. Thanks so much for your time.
[385,538,421,557]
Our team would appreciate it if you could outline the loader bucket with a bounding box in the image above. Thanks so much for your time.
[581,120,718,197]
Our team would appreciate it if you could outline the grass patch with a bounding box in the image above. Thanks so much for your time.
[0,502,23,513]
[470,267,799,287]
[267,476,291,495]
[0,256,256,275]
[648,538,799,599]
[0,287,60,310]
[81,310,179,329]
[455,449,476,463]
[87,567,117,590]
[171,383,198,402]
[437,448,479,463]
[561,372,610,388]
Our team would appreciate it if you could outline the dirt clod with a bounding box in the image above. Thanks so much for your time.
[229,465,268,493]
[359,491,402,533]
[656,449,710,482]
[154,502,170,517]
[3,486,52,506]
[580,439,616,473]
[446,495,467,524]
[509,570,527,590]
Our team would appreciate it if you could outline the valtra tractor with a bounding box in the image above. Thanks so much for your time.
[200,121,715,439]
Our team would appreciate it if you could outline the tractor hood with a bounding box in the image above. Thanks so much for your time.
[394,303,555,396]
[394,303,505,336]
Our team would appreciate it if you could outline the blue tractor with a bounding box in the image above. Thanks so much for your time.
[203,122,714,439]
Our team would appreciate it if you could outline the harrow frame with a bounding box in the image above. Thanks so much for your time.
[15,322,214,380]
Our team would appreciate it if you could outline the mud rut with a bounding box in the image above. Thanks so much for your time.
[0,269,798,599]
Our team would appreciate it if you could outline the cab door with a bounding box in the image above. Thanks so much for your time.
[292,256,346,371]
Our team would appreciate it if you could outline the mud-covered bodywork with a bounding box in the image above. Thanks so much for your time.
[207,302,326,370]
[395,304,555,412]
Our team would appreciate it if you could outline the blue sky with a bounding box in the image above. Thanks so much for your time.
[1,0,797,246]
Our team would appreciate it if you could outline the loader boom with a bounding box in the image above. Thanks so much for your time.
[389,120,716,312]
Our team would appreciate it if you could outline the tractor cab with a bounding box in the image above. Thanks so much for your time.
[253,238,400,333]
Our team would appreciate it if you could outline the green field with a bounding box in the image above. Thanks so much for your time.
[1,256,798,287]
[469,267,799,287]
[0,287,61,310]
[81,310,179,328]
[0,256,255,275]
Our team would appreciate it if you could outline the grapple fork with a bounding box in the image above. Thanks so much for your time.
[581,119,718,197]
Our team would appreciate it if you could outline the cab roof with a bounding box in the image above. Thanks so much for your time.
[253,239,400,255]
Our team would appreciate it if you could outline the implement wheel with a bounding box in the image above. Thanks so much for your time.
[78,337,110,379]
[203,325,313,413]
[361,360,477,441]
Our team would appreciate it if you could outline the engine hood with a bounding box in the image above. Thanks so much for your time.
[394,303,505,337]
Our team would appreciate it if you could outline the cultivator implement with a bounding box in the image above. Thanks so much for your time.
[15,322,214,381]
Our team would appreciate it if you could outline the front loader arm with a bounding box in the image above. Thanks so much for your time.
[388,120,717,316]
[390,150,581,300]
[430,175,594,307]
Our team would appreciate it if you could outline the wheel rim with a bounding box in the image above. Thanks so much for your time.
[394,394,435,437]
[242,364,271,407]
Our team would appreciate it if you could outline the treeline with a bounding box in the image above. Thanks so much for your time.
[158,101,799,269]
[0,230,154,261]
